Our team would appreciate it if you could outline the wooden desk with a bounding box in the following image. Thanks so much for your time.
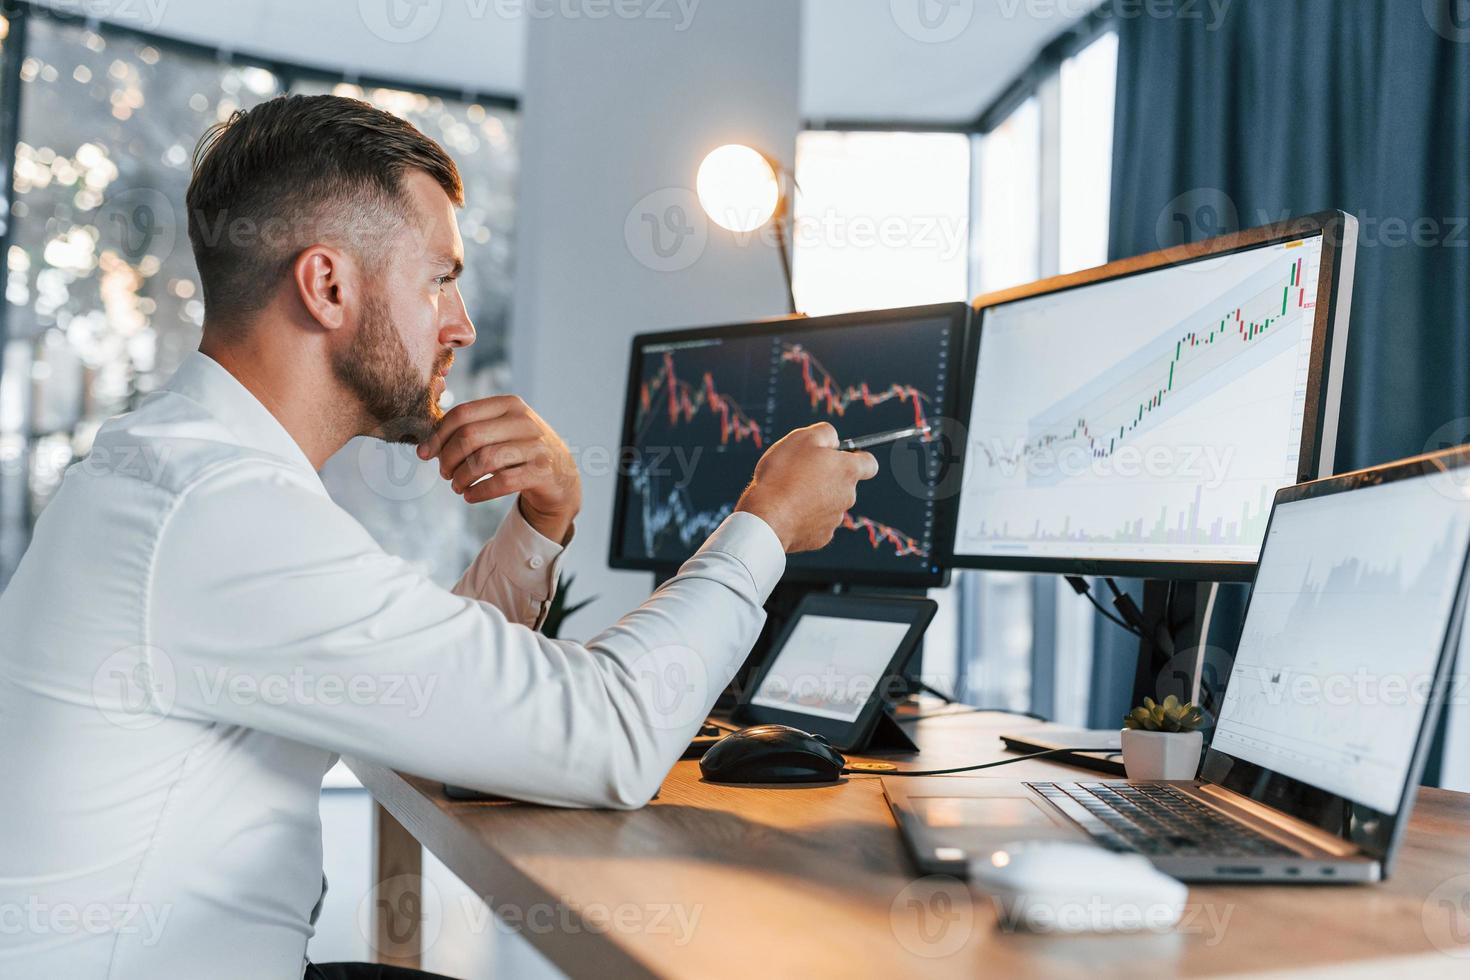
[348,711,1470,978]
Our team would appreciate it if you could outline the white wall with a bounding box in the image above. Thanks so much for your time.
[510,1,802,634]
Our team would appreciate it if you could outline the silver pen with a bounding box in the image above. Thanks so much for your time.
[837,424,932,452]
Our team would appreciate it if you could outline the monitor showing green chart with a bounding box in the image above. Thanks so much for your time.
[949,212,1357,580]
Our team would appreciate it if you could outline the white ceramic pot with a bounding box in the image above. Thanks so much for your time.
[1120,729,1204,781]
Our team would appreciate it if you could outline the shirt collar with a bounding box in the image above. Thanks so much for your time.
[164,351,324,483]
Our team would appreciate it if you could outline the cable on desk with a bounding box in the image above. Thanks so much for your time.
[852,746,1110,778]
[899,705,1048,723]
[917,680,958,704]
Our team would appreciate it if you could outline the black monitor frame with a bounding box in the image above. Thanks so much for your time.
[1200,445,1470,869]
[608,303,972,588]
[945,210,1358,582]
[734,593,938,751]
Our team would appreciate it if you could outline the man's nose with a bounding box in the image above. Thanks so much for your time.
[441,288,476,349]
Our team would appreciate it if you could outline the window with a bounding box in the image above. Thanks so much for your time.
[792,29,1120,719]
[791,129,972,696]
[1059,30,1118,275]
[0,12,521,586]
[0,14,283,581]
[791,131,971,316]
[974,97,1040,293]
[964,29,1119,721]
[960,97,1045,713]
[1053,28,1120,723]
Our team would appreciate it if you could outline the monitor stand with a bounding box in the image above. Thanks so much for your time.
[854,706,921,753]
[1000,579,1236,778]
[727,581,930,745]
[1130,580,1234,722]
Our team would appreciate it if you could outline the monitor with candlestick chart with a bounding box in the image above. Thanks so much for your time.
[610,304,969,586]
[949,211,1357,581]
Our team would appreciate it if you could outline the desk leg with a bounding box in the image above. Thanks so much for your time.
[371,802,423,970]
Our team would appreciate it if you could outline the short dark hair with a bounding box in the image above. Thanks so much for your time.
[186,94,463,325]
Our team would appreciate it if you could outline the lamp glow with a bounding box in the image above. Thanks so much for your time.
[696,144,780,233]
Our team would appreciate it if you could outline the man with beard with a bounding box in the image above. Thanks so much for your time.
[0,95,876,979]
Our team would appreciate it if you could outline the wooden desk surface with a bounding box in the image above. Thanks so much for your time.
[348,711,1470,978]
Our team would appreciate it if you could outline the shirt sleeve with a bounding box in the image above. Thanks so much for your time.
[147,462,785,809]
[451,503,570,629]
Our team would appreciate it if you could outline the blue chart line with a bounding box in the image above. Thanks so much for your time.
[631,464,732,557]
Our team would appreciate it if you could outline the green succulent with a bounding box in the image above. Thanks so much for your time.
[1123,695,1206,733]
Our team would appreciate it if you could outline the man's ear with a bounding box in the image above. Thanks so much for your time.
[292,245,353,332]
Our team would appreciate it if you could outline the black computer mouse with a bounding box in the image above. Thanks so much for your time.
[698,724,847,784]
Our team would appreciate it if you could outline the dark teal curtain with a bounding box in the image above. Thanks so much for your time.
[1089,0,1470,740]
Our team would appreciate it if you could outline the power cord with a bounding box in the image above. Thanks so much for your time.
[1065,576,1142,637]
[1159,579,1179,658]
[906,684,1048,722]
[1101,577,1150,635]
[917,680,958,704]
[1066,577,1182,661]
[850,746,1108,778]
[901,705,1048,723]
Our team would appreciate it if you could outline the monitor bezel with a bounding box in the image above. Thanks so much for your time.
[734,593,939,750]
[945,210,1357,581]
[1199,445,1470,868]
[608,302,972,588]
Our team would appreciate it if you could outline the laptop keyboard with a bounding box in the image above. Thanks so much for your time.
[1027,782,1299,857]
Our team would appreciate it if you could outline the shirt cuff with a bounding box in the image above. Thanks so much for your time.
[489,503,572,602]
[693,512,787,601]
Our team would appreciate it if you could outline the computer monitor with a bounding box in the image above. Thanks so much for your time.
[947,211,1357,581]
[1204,446,1470,855]
[609,303,970,587]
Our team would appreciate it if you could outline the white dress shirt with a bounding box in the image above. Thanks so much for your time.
[0,351,785,978]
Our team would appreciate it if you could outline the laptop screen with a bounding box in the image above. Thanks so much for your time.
[1211,472,1470,818]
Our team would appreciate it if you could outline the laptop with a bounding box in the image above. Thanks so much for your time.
[887,447,1470,883]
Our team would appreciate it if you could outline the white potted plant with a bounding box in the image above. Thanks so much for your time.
[1121,695,1206,780]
